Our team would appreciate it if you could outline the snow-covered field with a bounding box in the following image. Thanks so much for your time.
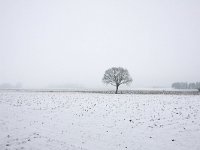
[0,91,200,150]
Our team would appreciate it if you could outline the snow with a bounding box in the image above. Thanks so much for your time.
[0,91,200,150]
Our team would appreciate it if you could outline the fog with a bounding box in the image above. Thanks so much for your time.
[0,0,200,89]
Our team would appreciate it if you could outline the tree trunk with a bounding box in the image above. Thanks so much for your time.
[115,84,119,94]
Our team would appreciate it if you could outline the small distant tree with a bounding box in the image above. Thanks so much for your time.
[196,82,200,92]
[102,67,132,94]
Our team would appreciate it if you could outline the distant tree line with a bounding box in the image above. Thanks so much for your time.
[0,83,22,89]
[172,82,200,90]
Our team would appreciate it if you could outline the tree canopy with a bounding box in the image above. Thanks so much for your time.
[102,67,132,94]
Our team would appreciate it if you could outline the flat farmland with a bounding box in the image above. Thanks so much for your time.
[0,91,200,150]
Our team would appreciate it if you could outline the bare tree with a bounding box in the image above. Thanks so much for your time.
[102,67,132,94]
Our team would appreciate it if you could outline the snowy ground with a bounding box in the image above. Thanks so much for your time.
[0,91,200,150]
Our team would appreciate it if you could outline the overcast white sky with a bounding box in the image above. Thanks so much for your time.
[0,0,200,89]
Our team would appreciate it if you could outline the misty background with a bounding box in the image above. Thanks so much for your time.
[0,0,200,89]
